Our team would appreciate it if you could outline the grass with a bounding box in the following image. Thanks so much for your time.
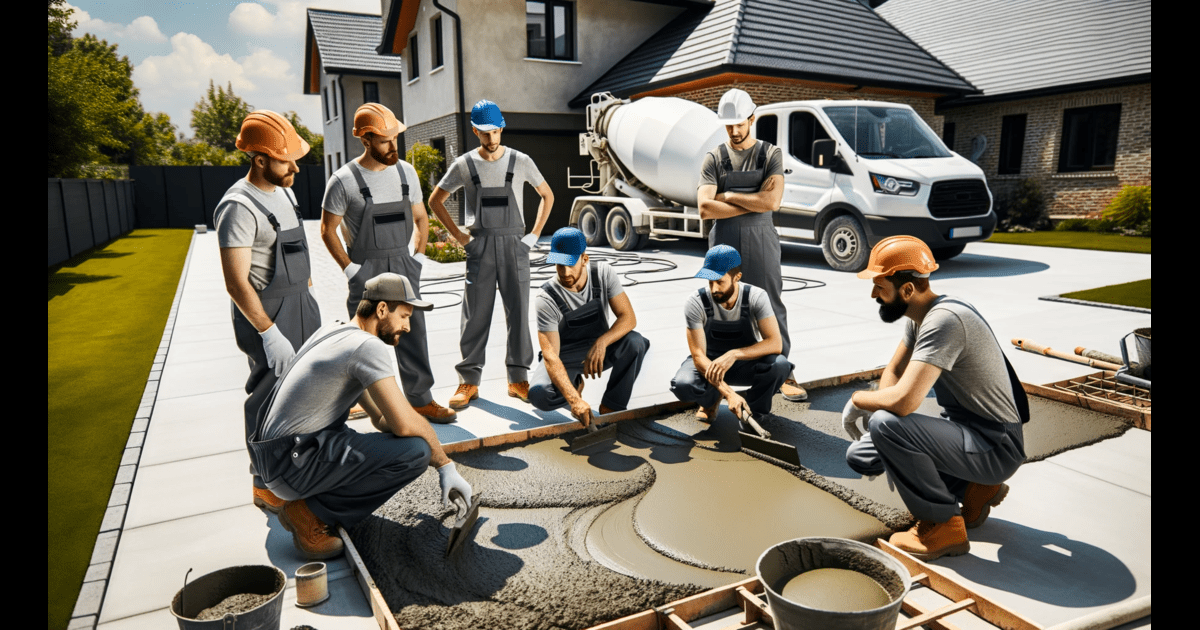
[48,229,192,629]
[1062,279,1151,310]
[987,231,1151,254]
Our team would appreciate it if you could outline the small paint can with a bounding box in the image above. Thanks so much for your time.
[294,562,329,608]
[194,224,207,234]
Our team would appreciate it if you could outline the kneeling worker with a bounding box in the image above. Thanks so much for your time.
[843,236,1028,561]
[528,228,650,425]
[670,245,791,421]
[249,273,472,559]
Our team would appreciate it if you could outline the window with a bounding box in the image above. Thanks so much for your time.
[431,15,444,69]
[756,115,778,146]
[788,112,832,166]
[327,154,332,175]
[526,1,574,61]
[336,152,342,168]
[998,114,1027,175]
[363,81,379,104]
[942,122,956,153]
[322,87,330,122]
[409,33,420,79]
[1058,104,1120,172]
[332,81,338,118]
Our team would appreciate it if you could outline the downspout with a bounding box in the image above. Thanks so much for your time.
[432,0,467,222]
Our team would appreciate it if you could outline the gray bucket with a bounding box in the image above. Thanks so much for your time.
[170,565,286,630]
[1120,328,1152,379]
[756,537,910,630]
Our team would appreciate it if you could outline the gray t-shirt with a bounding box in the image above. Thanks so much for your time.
[698,140,784,191]
[904,296,1020,425]
[436,147,545,227]
[260,323,396,439]
[215,179,302,291]
[684,282,774,341]
[536,262,626,333]
[322,159,424,250]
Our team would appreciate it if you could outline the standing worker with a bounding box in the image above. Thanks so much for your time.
[216,110,322,513]
[428,99,554,410]
[697,88,807,402]
[843,236,1028,561]
[528,228,650,425]
[320,103,456,424]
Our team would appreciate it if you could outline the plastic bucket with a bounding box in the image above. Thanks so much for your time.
[756,537,910,630]
[170,565,285,630]
[1133,328,1151,377]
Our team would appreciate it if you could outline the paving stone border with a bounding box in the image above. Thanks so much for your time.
[68,232,197,630]
[1038,295,1151,314]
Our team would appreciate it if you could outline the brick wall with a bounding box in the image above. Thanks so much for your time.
[404,113,464,221]
[943,82,1151,217]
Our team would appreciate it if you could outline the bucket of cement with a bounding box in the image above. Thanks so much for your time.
[170,565,286,630]
[756,537,910,630]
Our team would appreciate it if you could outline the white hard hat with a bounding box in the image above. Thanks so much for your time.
[716,88,756,124]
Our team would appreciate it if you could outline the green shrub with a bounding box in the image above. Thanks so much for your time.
[424,216,466,262]
[997,178,1048,231]
[406,142,445,200]
[1136,216,1151,237]
[1102,185,1150,228]
[1054,218,1092,232]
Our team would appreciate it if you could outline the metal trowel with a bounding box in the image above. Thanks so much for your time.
[445,489,482,558]
[737,408,803,467]
[569,415,619,454]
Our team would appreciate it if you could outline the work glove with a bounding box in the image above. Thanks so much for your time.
[437,461,472,509]
[842,398,871,441]
[343,262,361,281]
[520,233,539,249]
[259,324,296,377]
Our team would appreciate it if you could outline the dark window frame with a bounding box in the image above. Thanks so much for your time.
[1058,104,1121,172]
[526,0,576,61]
[322,86,330,122]
[756,114,778,146]
[363,81,379,104]
[331,81,338,118]
[787,111,832,166]
[942,122,956,154]
[409,33,420,79]
[431,15,444,69]
[998,114,1027,175]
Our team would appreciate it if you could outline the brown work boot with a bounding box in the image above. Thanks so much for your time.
[598,403,618,415]
[348,403,368,419]
[449,384,479,410]
[962,482,1009,529]
[889,516,970,561]
[508,381,531,403]
[413,400,458,424]
[780,379,808,402]
[252,486,285,514]
[278,499,344,560]
[695,402,719,423]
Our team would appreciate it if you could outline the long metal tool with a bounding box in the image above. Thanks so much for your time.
[737,408,802,467]
[445,489,482,558]
[569,416,619,453]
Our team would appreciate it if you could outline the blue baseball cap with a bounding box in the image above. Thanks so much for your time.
[695,245,742,280]
[471,99,506,131]
[547,227,587,266]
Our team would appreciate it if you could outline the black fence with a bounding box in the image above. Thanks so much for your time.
[129,165,326,229]
[48,179,136,267]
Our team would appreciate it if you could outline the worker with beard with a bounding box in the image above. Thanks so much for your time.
[216,110,322,515]
[843,236,1029,561]
[321,104,456,424]
[248,273,472,560]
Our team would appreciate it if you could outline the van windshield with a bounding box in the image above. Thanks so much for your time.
[822,106,952,159]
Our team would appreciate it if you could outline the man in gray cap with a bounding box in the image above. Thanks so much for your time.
[247,273,472,560]
[697,88,807,402]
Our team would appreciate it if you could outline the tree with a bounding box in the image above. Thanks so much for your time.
[48,0,74,56]
[191,80,253,155]
[285,111,324,165]
[406,142,445,200]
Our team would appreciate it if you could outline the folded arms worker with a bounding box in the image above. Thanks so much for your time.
[529,228,650,426]
[320,103,455,424]
[428,99,554,409]
[248,273,472,560]
[216,110,322,514]
[843,236,1028,561]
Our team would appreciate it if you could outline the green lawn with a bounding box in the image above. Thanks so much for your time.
[1062,278,1151,310]
[987,231,1151,254]
[48,230,192,630]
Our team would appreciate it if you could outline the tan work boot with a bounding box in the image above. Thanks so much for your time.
[695,402,719,423]
[780,378,808,402]
[962,482,1009,529]
[598,403,618,415]
[449,383,479,410]
[252,486,285,514]
[413,400,458,424]
[508,381,531,403]
[278,499,344,560]
[889,516,970,561]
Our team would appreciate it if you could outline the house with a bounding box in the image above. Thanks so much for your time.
[876,0,1152,218]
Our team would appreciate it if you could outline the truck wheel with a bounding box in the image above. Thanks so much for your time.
[933,245,966,260]
[577,204,607,246]
[821,215,869,272]
[606,206,642,251]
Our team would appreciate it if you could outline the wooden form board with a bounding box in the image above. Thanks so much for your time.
[1024,372,1151,431]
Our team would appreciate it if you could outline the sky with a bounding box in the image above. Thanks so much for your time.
[64,0,382,138]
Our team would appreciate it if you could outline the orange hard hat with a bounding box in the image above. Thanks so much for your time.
[857,235,939,279]
[353,103,405,138]
[235,110,309,162]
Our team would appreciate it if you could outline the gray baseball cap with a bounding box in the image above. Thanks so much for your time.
[362,273,433,311]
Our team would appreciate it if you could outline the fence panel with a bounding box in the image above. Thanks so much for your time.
[62,180,95,257]
[132,165,328,228]
[130,166,168,228]
[115,180,128,234]
[86,180,110,243]
[103,180,120,239]
[199,166,245,227]
[48,180,70,266]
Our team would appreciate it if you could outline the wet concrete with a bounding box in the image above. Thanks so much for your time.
[780,568,891,612]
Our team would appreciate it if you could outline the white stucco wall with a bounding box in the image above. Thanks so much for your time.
[401,0,462,126]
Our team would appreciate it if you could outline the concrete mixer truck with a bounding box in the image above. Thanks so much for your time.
[566,92,996,272]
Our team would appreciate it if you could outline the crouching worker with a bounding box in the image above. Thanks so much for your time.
[529,228,650,426]
[843,236,1028,561]
[248,273,472,559]
[670,245,791,421]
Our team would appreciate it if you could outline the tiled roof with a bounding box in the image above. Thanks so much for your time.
[308,8,405,76]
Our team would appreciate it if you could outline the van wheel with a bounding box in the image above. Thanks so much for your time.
[606,206,644,251]
[933,245,966,260]
[577,204,607,246]
[822,215,869,272]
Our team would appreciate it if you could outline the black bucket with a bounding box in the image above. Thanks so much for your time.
[170,565,285,630]
[756,538,910,630]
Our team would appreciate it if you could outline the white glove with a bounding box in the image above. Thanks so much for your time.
[413,253,428,265]
[842,398,871,441]
[407,240,416,256]
[343,262,361,281]
[259,324,296,377]
[520,233,538,249]
[437,461,472,509]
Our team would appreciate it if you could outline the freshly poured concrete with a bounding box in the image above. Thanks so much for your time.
[780,568,891,612]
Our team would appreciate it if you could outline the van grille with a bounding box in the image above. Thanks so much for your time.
[928,179,990,218]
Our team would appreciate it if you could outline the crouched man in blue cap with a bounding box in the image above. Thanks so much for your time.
[528,228,650,426]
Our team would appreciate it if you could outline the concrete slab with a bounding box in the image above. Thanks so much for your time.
[139,389,247,467]
[124,450,254,529]
[155,355,247,400]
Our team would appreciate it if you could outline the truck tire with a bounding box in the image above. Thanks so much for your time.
[933,245,966,260]
[605,206,644,251]
[821,215,869,272]
[577,204,607,246]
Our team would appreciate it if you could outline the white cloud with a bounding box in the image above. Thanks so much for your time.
[228,1,381,38]
[65,3,166,43]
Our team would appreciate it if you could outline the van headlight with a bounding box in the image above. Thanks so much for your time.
[870,173,920,196]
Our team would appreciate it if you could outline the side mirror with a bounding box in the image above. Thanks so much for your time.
[812,139,852,175]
